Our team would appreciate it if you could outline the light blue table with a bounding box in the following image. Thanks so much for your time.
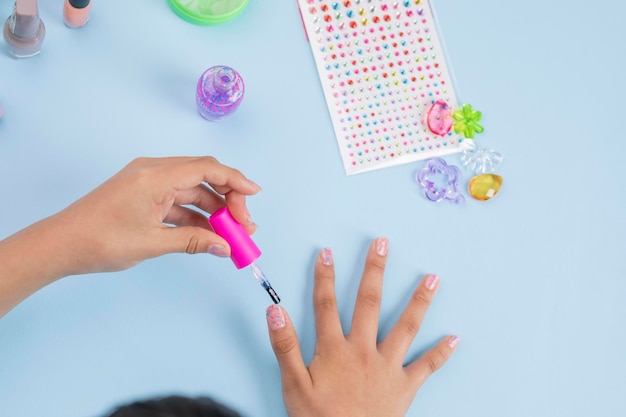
[1,1,625,416]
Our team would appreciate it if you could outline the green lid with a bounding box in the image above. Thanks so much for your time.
[168,0,249,25]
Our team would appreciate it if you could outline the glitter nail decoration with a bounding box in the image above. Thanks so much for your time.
[297,0,462,175]
[266,305,286,330]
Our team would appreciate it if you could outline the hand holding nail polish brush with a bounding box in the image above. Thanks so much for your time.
[208,207,281,304]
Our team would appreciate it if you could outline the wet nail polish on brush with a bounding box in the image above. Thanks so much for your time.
[64,0,92,29]
[3,0,45,58]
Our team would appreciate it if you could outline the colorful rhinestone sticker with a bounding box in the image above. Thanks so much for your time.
[297,0,464,175]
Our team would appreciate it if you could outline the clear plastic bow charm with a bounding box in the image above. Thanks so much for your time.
[460,140,504,174]
[416,158,465,204]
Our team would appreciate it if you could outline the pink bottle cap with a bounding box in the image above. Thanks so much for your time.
[208,207,261,269]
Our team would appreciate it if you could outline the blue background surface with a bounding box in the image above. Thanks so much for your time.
[1,1,625,416]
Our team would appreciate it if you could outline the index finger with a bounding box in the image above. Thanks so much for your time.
[224,191,257,235]
[348,237,388,345]
[161,156,261,196]
[266,305,311,391]
[162,156,261,232]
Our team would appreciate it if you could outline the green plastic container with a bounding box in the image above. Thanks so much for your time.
[168,0,249,25]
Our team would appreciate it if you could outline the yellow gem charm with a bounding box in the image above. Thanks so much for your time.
[468,174,503,201]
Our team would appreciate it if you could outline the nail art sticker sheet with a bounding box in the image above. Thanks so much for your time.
[297,0,464,175]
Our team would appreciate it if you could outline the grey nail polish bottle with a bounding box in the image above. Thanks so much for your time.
[3,0,45,58]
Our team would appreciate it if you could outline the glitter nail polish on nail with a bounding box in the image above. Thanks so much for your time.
[425,274,439,290]
[321,248,333,266]
[448,335,459,348]
[208,244,228,257]
[376,237,389,256]
[266,305,285,330]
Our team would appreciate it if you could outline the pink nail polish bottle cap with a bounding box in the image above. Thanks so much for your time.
[208,207,260,269]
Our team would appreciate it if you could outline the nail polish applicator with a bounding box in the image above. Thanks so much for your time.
[208,207,281,304]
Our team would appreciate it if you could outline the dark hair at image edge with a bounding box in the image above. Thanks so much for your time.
[104,395,242,417]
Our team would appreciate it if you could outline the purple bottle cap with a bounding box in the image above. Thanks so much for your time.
[208,207,261,269]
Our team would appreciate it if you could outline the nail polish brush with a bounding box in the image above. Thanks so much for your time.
[208,207,281,304]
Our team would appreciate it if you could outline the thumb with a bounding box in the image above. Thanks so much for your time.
[156,226,231,257]
[266,305,310,390]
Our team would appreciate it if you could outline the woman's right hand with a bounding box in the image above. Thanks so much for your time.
[0,156,261,318]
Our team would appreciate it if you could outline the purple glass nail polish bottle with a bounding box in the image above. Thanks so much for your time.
[196,65,244,122]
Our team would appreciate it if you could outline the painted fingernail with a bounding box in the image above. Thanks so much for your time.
[208,244,228,257]
[425,274,439,290]
[376,237,389,256]
[447,335,460,348]
[321,247,333,266]
[266,305,286,330]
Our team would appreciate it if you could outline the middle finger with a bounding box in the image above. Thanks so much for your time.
[348,237,389,345]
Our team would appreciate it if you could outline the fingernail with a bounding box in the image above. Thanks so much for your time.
[376,237,389,256]
[266,305,285,330]
[247,179,262,192]
[425,274,439,291]
[207,244,228,257]
[244,209,255,226]
[321,247,333,266]
[447,335,460,348]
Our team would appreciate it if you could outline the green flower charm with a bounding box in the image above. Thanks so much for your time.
[453,104,484,139]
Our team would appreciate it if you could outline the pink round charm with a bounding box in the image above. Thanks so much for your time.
[426,100,453,136]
